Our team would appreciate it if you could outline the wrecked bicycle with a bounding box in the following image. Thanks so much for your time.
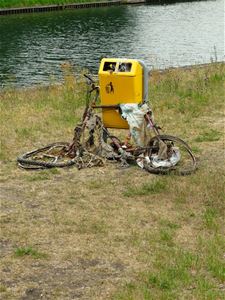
[17,73,197,175]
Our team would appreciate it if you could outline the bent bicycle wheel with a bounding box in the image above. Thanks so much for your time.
[17,142,76,170]
[144,135,197,175]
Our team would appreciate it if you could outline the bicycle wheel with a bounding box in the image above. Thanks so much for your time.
[17,142,76,170]
[144,135,197,175]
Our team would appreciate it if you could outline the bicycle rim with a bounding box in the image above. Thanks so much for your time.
[144,135,197,175]
[17,142,76,169]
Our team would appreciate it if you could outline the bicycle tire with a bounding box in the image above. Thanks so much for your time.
[17,142,76,169]
[144,135,197,175]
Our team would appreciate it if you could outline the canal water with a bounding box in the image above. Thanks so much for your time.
[0,0,224,87]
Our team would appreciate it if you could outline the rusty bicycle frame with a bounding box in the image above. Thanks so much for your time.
[17,74,197,175]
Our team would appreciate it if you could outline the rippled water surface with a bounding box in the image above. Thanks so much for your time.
[0,0,224,86]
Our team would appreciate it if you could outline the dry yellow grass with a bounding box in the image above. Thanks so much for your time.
[0,63,224,299]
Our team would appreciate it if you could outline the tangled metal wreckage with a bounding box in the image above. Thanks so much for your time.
[17,58,197,175]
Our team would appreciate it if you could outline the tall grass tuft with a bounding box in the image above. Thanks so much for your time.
[0,64,88,161]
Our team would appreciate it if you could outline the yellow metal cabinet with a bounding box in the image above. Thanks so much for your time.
[98,58,144,129]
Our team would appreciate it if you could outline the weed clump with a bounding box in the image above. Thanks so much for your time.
[123,180,167,197]
[194,129,222,142]
[14,247,47,259]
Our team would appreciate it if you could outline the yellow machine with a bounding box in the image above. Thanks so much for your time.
[98,58,148,129]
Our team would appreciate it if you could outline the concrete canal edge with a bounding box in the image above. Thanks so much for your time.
[0,0,146,16]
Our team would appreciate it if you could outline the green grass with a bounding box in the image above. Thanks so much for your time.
[150,63,225,125]
[24,171,51,181]
[114,167,225,299]
[0,285,7,293]
[76,219,108,234]
[0,69,85,162]
[15,247,47,259]
[0,0,105,9]
[123,179,167,197]
[114,234,225,300]
[194,129,222,142]
[203,208,218,230]
[159,220,180,230]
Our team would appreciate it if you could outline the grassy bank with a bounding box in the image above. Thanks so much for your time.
[0,0,105,9]
[0,63,224,299]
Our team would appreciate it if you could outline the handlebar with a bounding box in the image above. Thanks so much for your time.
[84,74,99,96]
[84,73,95,84]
